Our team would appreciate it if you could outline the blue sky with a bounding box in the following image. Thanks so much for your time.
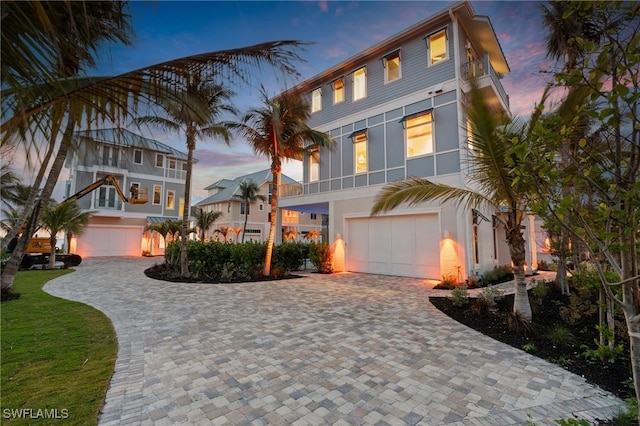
[89,0,554,203]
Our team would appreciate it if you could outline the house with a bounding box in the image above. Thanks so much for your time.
[65,128,190,257]
[196,169,323,242]
[279,1,539,280]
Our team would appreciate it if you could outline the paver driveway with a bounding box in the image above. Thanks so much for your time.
[44,257,624,425]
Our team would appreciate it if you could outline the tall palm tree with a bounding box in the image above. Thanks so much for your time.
[39,201,93,269]
[237,88,335,276]
[371,81,547,321]
[195,209,223,241]
[136,77,236,278]
[237,179,267,243]
[541,0,602,294]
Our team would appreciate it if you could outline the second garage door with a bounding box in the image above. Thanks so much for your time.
[76,226,143,257]
[346,214,440,279]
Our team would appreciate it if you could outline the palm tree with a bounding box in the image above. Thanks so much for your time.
[237,88,335,276]
[136,77,236,278]
[371,81,546,321]
[541,1,602,294]
[195,209,223,241]
[304,230,322,242]
[237,179,267,243]
[214,226,229,242]
[228,227,243,243]
[39,201,93,269]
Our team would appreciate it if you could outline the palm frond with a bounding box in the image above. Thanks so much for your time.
[371,177,495,215]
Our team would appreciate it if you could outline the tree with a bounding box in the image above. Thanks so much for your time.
[541,0,602,294]
[1,0,306,290]
[237,179,266,243]
[237,88,335,276]
[517,1,640,416]
[136,77,236,277]
[39,201,93,269]
[194,209,223,241]
[371,80,547,321]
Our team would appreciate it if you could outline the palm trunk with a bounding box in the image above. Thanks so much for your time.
[48,235,57,269]
[555,224,571,295]
[1,116,75,289]
[263,163,280,277]
[242,211,248,243]
[506,220,532,321]
[180,132,195,278]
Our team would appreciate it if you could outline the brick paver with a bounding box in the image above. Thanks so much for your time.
[44,257,624,425]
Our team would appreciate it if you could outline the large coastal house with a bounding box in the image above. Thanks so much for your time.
[196,169,323,242]
[279,1,539,280]
[65,128,190,257]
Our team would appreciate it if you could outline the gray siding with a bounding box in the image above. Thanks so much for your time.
[434,103,459,152]
[368,125,385,172]
[307,25,455,128]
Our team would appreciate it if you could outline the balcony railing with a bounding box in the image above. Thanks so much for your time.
[461,53,509,109]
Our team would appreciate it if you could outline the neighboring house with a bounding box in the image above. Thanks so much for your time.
[196,169,323,242]
[279,1,539,279]
[65,128,191,257]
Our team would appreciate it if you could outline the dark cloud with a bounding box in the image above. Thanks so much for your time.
[193,149,265,167]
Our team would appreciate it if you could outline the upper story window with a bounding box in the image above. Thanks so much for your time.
[428,29,448,66]
[155,153,164,168]
[333,78,344,104]
[405,111,434,158]
[153,185,162,205]
[240,202,250,215]
[384,51,401,83]
[353,67,366,101]
[353,131,368,174]
[309,149,320,182]
[311,88,322,112]
[168,158,177,170]
[133,149,143,165]
[100,145,119,167]
[166,190,175,210]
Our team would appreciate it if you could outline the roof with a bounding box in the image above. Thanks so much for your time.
[196,169,299,206]
[285,1,509,94]
[73,128,190,161]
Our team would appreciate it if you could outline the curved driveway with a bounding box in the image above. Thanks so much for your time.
[45,257,623,425]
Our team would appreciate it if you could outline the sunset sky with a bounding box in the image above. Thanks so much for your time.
[62,1,556,203]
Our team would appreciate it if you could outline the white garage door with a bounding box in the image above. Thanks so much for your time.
[77,226,143,257]
[346,214,440,278]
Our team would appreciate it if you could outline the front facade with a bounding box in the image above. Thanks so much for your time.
[65,128,189,257]
[196,169,323,243]
[280,1,538,280]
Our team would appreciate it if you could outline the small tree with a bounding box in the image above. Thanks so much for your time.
[39,201,93,268]
[194,209,223,241]
[237,179,266,243]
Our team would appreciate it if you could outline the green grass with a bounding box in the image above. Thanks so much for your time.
[1,270,117,425]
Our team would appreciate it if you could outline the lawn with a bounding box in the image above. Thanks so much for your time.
[1,269,117,425]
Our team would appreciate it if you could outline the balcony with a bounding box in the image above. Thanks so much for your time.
[461,53,509,111]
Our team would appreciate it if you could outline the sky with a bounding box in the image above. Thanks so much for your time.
[59,0,556,204]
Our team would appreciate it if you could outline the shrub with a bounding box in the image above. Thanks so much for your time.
[435,274,459,289]
[472,286,504,316]
[548,325,574,347]
[481,264,514,286]
[581,325,625,363]
[465,274,482,289]
[309,242,332,273]
[449,285,468,307]
[272,242,305,274]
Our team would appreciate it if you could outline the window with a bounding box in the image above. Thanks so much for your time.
[179,198,185,216]
[181,161,187,171]
[153,185,162,205]
[309,150,319,182]
[428,29,448,65]
[100,145,119,167]
[133,149,143,165]
[353,131,368,174]
[268,183,273,204]
[466,118,474,151]
[353,67,366,100]
[310,213,317,220]
[155,154,164,168]
[384,51,401,83]
[405,111,433,157]
[333,78,344,104]
[259,204,264,211]
[97,178,118,208]
[311,88,322,112]
[227,201,231,213]
[168,158,176,170]
[166,190,175,210]
[240,202,250,215]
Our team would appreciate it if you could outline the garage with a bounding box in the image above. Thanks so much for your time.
[346,214,440,279]
[76,226,144,257]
